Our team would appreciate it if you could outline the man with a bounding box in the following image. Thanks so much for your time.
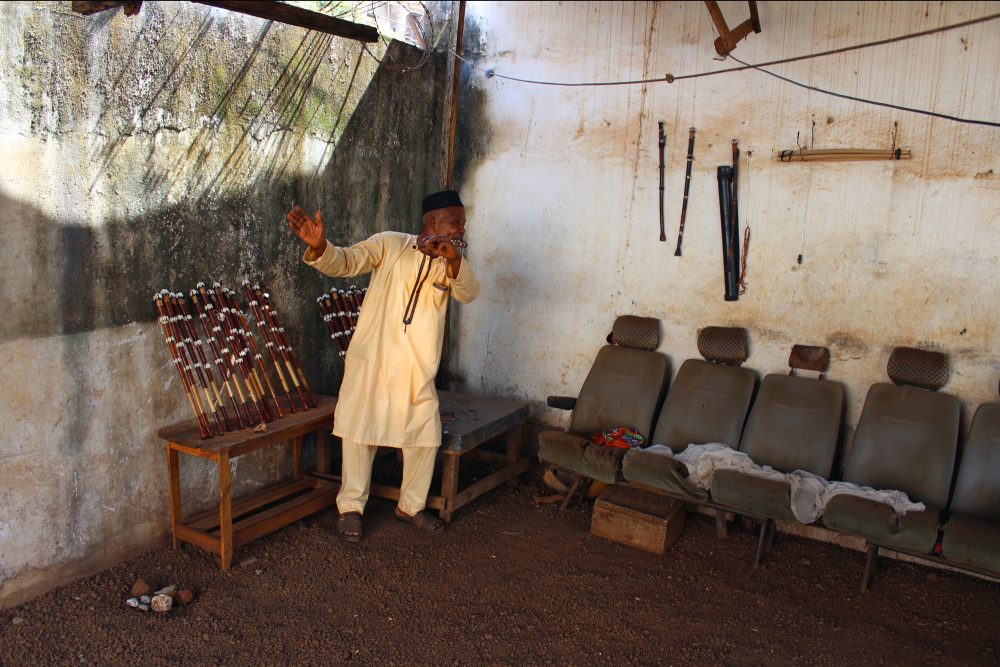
[286,190,479,541]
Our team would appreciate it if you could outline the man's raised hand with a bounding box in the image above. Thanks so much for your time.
[286,205,326,253]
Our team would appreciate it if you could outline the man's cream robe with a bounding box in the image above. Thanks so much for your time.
[305,231,479,447]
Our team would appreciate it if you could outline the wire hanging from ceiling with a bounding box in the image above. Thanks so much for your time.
[448,10,1000,128]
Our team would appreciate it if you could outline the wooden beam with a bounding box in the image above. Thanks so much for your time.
[193,1,378,43]
[71,1,143,17]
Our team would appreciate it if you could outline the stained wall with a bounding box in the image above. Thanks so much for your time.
[0,0,452,607]
[453,2,1000,445]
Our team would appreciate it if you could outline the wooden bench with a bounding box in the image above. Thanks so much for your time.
[160,391,529,569]
[158,394,338,570]
[314,390,531,523]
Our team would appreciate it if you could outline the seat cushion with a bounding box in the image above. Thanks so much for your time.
[822,494,940,552]
[948,402,1000,521]
[569,345,669,440]
[621,448,708,501]
[842,383,960,509]
[710,468,797,522]
[649,359,756,453]
[538,430,625,484]
[738,374,843,477]
[941,513,1000,574]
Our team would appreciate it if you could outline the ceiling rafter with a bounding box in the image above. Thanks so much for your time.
[70,1,379,43]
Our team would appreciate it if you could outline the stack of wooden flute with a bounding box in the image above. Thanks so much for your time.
[153,281,316,439]
[317,285,367,358]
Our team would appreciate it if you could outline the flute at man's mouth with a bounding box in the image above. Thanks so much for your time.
[412,235,468,251]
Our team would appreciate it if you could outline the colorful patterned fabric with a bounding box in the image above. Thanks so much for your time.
[591,426,646,450]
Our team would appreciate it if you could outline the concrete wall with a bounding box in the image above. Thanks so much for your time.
[453,2,1000,444]
[0,1,452,607]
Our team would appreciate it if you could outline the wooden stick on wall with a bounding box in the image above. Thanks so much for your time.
[777,148,912,162]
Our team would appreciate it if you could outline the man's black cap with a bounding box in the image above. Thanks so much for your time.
[422,189,463,215]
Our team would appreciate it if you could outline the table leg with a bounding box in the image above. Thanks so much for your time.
[505,425,523,486]
[439,454,459,523]
[167,444,182,549]
[218,453,233,571]
[291,436,303,477]
[315,429,329,474]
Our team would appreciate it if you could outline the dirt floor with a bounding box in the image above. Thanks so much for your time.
[3,471,1000,666]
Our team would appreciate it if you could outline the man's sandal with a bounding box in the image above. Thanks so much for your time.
[338,511,363,542]
[394,509,445,535]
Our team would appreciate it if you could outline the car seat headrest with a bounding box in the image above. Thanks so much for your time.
[697,326,748,366]
[887,346,949,390]
[607,316,660,351]
[788,344,830,375]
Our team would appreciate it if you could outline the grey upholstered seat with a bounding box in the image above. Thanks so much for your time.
[621,327,756,500]
[538,316,669,485]
[940,400,1000,573]
[822,347,960,557]
[711,345,844,523]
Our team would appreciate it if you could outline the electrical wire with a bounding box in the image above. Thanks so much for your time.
[728,55,1000,128]
[451,11,1000,127]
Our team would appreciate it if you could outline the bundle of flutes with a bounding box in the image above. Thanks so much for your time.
[317,285,367,358]
[243,282,316,410]
[244,281,315,410]
[777,148,912,162]
[194,282,277,427]
[155,290,229,439]
[154,281,316,437]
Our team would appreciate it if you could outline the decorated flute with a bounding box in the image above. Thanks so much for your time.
[190,288,251,429]
[154,292,211,438]
[244,280,300,412]
[222,287,284,418]
[252,284,308,408]
[674,127,696,257]
[257,287,316,408]
[317,294,348,357]
[200,283,270,426]
[411,236,468,251]
[658,120,666,242]
[174,293,233,432]
[163,291,222,437]
[214,284,274,422]
[330,290,357,344]
[166,291,227,434]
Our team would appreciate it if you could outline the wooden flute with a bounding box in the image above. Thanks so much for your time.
[411,236,468,250]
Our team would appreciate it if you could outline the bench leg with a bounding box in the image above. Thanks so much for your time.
[715,509,729,539]
[167,445,182,550]
[753,518,771,570]
[218,453,233,571]
[439,455,459,523]
[505,425,523,486]
[559,474,583,511]
[861,543,878,593]
[315,429,330,474]
[291,436,303,477]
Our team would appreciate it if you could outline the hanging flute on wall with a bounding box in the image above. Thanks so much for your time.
[674,127,696,256]
[658,121,666,242]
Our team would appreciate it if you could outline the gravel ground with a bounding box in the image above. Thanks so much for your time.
[2,476,999,666]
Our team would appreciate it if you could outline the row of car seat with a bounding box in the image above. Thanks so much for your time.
[538,315,1000,590]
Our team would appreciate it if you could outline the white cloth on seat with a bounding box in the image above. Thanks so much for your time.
[641,443,925,525]
[643,443,785,489]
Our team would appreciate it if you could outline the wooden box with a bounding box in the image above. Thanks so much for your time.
[591,485,686,555]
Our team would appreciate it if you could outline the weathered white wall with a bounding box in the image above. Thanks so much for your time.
[454,2,1000,443]
[0,1,452,607]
